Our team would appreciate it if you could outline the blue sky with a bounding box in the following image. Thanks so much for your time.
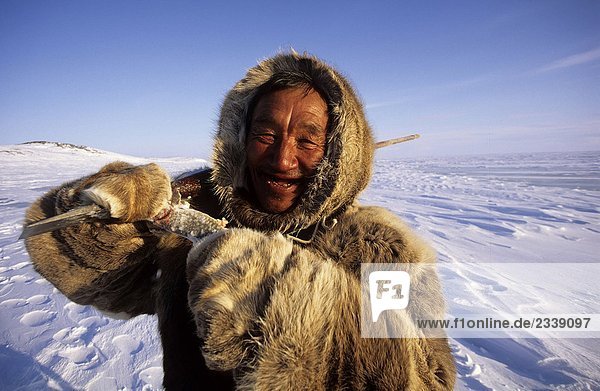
[1,1,599,159]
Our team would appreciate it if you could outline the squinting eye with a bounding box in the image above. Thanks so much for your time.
[298,139,319,149]
[253,133,276,144]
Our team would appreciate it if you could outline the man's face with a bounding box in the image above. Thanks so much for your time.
[246,86,328,213]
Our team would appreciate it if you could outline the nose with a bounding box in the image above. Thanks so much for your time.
[270,137,298,172]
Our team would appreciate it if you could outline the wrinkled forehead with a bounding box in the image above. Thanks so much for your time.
[251,87,328,133]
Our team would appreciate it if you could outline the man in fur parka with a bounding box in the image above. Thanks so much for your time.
[24,52,456,390]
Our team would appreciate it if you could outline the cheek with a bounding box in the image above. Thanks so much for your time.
[246,141,268,168]
[299,149,325,172]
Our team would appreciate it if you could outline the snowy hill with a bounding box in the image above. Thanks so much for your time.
[1,143,599,390]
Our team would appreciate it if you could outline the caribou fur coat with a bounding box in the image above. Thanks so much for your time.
[25,52,456,390]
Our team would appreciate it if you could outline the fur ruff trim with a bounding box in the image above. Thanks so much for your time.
[211,52,374,233]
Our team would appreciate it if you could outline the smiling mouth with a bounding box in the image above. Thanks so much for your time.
[262,174,302,191]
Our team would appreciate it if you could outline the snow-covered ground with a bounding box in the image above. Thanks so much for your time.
[363,153,600,390]
[1,142,599,390]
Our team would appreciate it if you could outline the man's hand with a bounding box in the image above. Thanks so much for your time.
[80,162,172,222]
[186,229,293,370]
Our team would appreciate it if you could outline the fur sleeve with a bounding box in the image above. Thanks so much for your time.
[186,223,455,390]
[24,162,184,317]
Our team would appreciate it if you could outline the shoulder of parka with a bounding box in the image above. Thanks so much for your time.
[310,204,447,323]
[311,204,437,270]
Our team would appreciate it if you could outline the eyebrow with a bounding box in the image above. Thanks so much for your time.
[251,117,326,136]
[298,122,327,138]
[251,116,277,127]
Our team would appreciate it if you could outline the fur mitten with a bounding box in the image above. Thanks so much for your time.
[186,228,293,370]
[71,162,172,222]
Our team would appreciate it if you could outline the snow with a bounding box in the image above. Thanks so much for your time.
[1,142,599,390]
[19,310,58,327]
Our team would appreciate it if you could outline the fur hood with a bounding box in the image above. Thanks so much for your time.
[211,52,375,232]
